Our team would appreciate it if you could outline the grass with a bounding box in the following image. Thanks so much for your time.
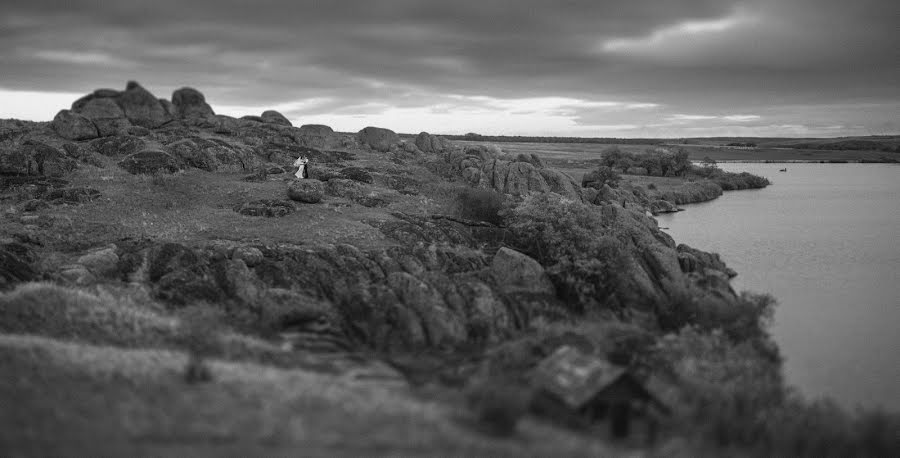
[0,333,629,457]
[25,165,398,248]
[0,282,178,347]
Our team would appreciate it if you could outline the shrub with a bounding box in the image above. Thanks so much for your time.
[599,146,692,177]
[176,304,225,383]
[507,193,627,312]
[656,282,776,343]
[655,328,900,457]
[454,187,506,226]
[582,165,621,189]
[548,255,622,314]
[466,378,529,436]
[507,193,609,263]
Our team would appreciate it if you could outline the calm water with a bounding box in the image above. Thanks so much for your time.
[657,163,900,411]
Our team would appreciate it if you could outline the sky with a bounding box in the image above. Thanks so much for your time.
[1,0,898,138]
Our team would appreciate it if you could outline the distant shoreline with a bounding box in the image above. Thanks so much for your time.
[712,159,900,164]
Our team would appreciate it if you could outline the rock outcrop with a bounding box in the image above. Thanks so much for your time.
[115,81,171,128]
[52,110,99,140]
[357,127,400,152]
[0,244,37,290]
[90,135,145,157]
[261,110,292,126]
[166,137,255,172]
[490,248,554,295]
[78,98,130,137]
[0,141,77,177]
[444,145,581,199]
[287,180,325,203]
[233,200,295,217]
[172,87,215,120]
[296,124,334,148]
[117,149,183,175]
[415,132,451,154]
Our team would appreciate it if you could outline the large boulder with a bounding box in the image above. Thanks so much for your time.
[357,126,399,152]
[0,140,77,177]
[387,272,467,346]
[115,81,170,128]
[490,248,554,295]
[159,99,177,118]
[296,124,334,147]
[77,98,131,137]
[77,245,120,277]
[287,179,325,203]
[90,135,145,157]
[52,110,99,140]
[415,132,451,154]
[503,161,549,196]
[676,244,737,278]
[338,166,373,184]
[0,245,37,290]
[538,169,581,200]
[117,149,183,174]
[166,137,254,172]
[260,110,291,126]
[233,199,295,217]
[171,87,215,119]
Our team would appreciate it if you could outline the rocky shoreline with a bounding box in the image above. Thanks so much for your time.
[1,82,893,456]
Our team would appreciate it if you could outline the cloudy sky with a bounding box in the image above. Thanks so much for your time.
[1,0,897,137]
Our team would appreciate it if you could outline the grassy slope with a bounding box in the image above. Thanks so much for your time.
[0,333,645,457]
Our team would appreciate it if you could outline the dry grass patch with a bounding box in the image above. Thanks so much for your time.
[0,282,178,347]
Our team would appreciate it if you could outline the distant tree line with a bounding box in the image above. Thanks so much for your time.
[443,133,666,145]
[726,142,757,147]
[773,140,898,152]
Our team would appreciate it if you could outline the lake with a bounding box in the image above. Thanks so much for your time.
[657,163,900,411]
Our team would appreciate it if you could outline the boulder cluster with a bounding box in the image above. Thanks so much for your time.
[441,144,582,200]
[50,81,321,145]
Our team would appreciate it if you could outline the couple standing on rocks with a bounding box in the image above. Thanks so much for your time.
[293,155,310,179]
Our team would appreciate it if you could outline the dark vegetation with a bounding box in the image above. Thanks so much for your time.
[599,146,770,191]
[453,187,506,226]
[772,139,898,152]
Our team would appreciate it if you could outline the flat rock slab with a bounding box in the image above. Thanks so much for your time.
[118,150,183,175]
[233,199,295,217]
[287,179,325,203]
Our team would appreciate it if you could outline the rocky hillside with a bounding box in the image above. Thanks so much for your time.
[6,82,887,457]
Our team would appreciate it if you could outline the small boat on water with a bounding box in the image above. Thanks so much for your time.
[779,168,787,172]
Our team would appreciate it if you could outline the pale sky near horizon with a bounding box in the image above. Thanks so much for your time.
[1,0,897,138]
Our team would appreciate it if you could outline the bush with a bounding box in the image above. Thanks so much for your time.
[466,378,529,436]
[508,193,627,312]
[177,304,225,383]
[600,146,692,177]
[507,193,609,263]
[548,255,622,314]
[454,187,506,226]
[654,328,900,457]
[656,282,776,343]
[582,165,621,189]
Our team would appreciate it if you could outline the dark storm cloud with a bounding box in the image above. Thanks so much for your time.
[1,0,897,135]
